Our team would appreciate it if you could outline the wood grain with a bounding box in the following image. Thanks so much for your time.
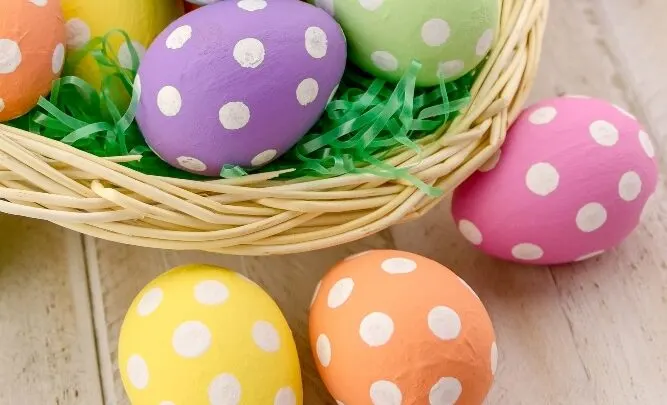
[0,217,103,405]
[2,0,667,404]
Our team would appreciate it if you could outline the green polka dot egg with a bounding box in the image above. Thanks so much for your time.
[118,264,302,405]
[312,0,500,87]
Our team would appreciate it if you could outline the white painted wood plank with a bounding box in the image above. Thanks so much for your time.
[87,233,392,405]
[87,0,667,404]
[391,0,667,404]
[0,217,103,405]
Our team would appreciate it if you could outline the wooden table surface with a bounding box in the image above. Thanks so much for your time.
[1,1,666,404]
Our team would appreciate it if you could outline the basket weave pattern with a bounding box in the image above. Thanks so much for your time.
[0,0,548,255]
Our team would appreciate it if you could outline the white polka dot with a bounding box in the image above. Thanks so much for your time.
[219,102,251,130]
[274,387,297,405]
[252,320,281,352]
[29,0,48,6]
[476,29,494,56]
[437,60,464,79]
[639,130,655,158]
[0,98,4,113]
[479,149,501,172]
[296,78,319,106]
[359,0,384,11]
[177,156,207,172]
[195,280,229,305]
[529,106,557,125]
[370,380,402,405]
[429,377,462,405]
[65,19,91,49]
[458,276,479,299]
[525,162,560,196]
[490,342,498,375]
[614,104,635,119]
[51,43,65,74]
[421,19,450,47]
[381,257,417,274]
[172,321,212,358]
[589,120,619,146]
[327,277,354,309]
[360,312,394,347]
[576,203,607,232]
[157,86,182,117]
[371,51,398,72]
[127,355,149,390]
[428,306,462,340]
[166,25,192,49]
[458,219,483,245]
[0,39,21,74]
[576,250,605,262]
[511,243,544,261]
[316,334,332,367]
[238,0,267,11]
[315,0,335,15]
[234,38,265,68]
[251,149,277,167]
[208,374,242,405]
[136,287,163,316]
[118,41,146,70]
[305,26,328,59]
[310,281,322,308]
[619,171,643,202]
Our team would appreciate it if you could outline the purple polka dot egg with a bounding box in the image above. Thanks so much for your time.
[452,96,659,265]
[135,0,347,176]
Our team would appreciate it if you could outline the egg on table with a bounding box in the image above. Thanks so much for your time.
[119,264,303,405]
[0,0,65,122]
[61,0,183,86]
[310,250,497,405]
[452,96,659,265]
[312,0,499,86]
[135,0,347,176]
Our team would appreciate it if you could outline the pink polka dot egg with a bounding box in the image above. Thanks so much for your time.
[452,96,659,265]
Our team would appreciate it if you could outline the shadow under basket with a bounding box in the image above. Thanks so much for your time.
[0,0,548,256]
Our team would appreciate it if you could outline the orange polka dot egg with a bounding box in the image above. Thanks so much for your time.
[119,264,303,405]
[310,250,497,405]
[0,0,65,122]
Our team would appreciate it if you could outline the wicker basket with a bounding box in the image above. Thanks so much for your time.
[0,0,548,255]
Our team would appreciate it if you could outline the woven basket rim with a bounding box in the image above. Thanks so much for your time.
[0,0,549,255]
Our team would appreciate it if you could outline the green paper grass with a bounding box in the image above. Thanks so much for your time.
[8,30,476,195]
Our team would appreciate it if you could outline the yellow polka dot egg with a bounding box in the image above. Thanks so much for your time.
[61,0,184,87]
[119,264,302,405]
[311,0,500,86]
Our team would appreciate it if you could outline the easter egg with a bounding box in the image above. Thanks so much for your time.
[452,96,659,265]
[61,0,184,87]
[135,0,347,176]
[311,0,499,87]
[310,250,497,405]
[0,0,65,122]
[118,264,303,405]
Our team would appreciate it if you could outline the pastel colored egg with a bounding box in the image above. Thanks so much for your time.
[452,96,659,265]
[118,264,303,405]
[61,0,184,87]
[310,250,497,405]
[135,0,347,176]
[311,0,499,87]
[0,0,65,122]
